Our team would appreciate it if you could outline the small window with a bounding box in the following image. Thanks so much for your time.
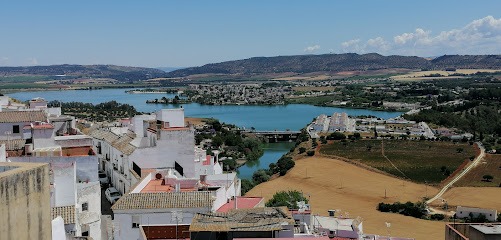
[132,215,140,228]
[13,125,20,134]
[82,202,88,211]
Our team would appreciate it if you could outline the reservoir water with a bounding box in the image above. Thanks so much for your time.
[9,88,403,179]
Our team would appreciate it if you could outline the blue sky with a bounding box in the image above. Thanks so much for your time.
[1,1,500,67]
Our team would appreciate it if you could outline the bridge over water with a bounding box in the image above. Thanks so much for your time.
[243,130,301,143]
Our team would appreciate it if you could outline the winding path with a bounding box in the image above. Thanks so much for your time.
[426,142,485,205]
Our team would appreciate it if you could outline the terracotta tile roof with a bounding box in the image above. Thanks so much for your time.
[111,191,214,211]
[0,111,46,123]
[51,206,75,224]
[88,128,136,155]
[189,207,295,232]
[0,139,26,150]
[217,197,264,213]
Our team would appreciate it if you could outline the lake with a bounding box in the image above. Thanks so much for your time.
[9,88,403,178]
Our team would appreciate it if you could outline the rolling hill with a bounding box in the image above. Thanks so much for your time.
[0,64,168,82]
[166,53,501,78]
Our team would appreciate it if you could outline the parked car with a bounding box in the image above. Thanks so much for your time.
[98,171,108,187]
[105,187,121,204]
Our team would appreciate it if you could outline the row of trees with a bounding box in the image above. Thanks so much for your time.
[47,100,139,122]
[377,201,427,219]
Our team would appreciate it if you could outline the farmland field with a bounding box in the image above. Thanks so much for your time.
[455,154,501,187]
[391,69,501,81]
[246,156,443,239]
[319,140,476,184]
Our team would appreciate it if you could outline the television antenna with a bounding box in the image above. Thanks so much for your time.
[171,210,184,240]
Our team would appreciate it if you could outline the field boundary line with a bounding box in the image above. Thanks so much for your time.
[381,139,409,179]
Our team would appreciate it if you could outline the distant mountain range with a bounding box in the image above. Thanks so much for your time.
[0,64,167,82]
[166,53,501,77]
[2,54,501,82]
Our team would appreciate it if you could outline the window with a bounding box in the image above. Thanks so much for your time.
[13,125,20,134]
[82,202,88,211]
[132,215,140,228]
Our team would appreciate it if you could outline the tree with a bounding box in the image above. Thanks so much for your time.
[172,95,180,104]
[252,169,270,184]
[212,135,224,147]
[307,150,315,156]
[327,132,346,140]
[265,190,308,209]
[483,175,494,182]
[298,147,306,154]
[456,147,464,153]
[241,179,254,195]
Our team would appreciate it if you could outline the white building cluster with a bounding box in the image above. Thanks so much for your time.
[0,96,102,239]
[310,112,356,133]
[0,95,245,240]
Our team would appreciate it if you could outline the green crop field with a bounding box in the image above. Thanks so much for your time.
[319,140,476,184]
[0,75,52,83]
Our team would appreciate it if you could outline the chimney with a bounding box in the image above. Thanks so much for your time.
[328,210,336,217]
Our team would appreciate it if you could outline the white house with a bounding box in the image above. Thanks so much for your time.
[0,110,47,141]
[11,155,102,239]
[456,206,498,222]
[90,108,227,195]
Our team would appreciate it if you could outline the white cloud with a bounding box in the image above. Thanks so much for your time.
[304,45,321,52]
[27,57,38,65]
[340,16,501,56]
[342,37,390,54]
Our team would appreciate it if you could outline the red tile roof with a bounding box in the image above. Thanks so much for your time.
[217,197,264,213]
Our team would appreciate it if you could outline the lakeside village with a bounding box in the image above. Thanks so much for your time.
[0,94,499,240]
[1,94,421,240]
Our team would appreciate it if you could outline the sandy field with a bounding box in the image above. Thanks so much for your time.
[436,187,501,210]
[246,156,445,239]
[185,117,208,128]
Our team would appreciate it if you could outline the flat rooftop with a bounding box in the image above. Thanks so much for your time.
[471,224,501,234]
[140,178,198,193]
[0,162,47,177]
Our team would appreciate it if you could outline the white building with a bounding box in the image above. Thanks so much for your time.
[90,108,227,195]
[456,206,498,222]
[112,169,240,240]
[10,150,102,239]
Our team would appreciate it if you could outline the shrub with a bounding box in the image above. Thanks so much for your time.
[327,132,346,140]
[265,190,308,209]
[299,147,306,154]
[252,169,270,184]
[430,214,445,221]
[241,179,255,195]
[307,151,315,156]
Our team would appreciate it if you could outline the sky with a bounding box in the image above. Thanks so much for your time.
[0,1,500,68]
